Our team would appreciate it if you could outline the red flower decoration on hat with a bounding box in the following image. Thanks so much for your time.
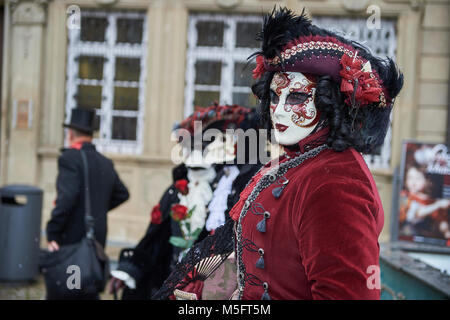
[252,55,267,79]
[171,204,189,222]
[174,179,189,195]
[150,203,162,225]
[339,53,383,108]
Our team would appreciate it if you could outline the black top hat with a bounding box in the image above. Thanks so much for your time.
[63,108,96,134]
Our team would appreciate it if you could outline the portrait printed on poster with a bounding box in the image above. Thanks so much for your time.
[398,141,450,246]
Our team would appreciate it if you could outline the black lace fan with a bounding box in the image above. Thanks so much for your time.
[152,219,235,300]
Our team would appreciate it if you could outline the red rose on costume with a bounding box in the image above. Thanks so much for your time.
[339,53,383,107]
[175,179,189,195]
[171,204,189,222]
[150,203,162,225]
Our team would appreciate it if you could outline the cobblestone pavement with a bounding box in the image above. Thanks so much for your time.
[0,275,115,300]
[0,245,124,300]
[0,276,46,300]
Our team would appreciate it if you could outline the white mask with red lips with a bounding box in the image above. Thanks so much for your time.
[270,71,320,146]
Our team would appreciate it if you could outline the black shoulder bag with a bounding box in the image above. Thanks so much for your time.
[40,150,110,299]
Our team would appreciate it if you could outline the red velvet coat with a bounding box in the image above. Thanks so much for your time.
[229,128,384,300]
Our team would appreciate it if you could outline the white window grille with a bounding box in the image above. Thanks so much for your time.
[65,10,147,154]
[184,13,262,117]
[313,16,398,170]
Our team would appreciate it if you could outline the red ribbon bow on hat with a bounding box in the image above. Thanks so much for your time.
[339,53,383,107]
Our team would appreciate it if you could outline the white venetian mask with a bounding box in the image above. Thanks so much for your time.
[270,71,320,146]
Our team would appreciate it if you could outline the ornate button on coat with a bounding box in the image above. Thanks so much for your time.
[230,128,384,300]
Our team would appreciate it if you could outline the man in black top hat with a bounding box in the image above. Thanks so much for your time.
[46,108,129,252]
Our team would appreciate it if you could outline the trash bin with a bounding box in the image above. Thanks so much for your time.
[0,185,43,282]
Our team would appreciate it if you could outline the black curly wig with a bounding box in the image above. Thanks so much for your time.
[251,7,404,154]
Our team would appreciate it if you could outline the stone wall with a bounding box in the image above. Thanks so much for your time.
[416,2,449,143]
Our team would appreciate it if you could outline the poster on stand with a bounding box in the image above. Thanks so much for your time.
[397,141,450,247]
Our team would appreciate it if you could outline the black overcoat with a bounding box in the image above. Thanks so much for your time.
[46,142,129,248]
[117,164,187,300]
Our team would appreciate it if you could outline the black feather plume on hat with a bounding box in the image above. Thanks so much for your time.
[258,7,312,59]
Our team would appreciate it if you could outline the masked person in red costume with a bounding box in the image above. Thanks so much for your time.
[153,7,403,301]
[228,7,403,300]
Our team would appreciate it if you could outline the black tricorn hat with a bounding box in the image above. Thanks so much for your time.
[63,108,96,134]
